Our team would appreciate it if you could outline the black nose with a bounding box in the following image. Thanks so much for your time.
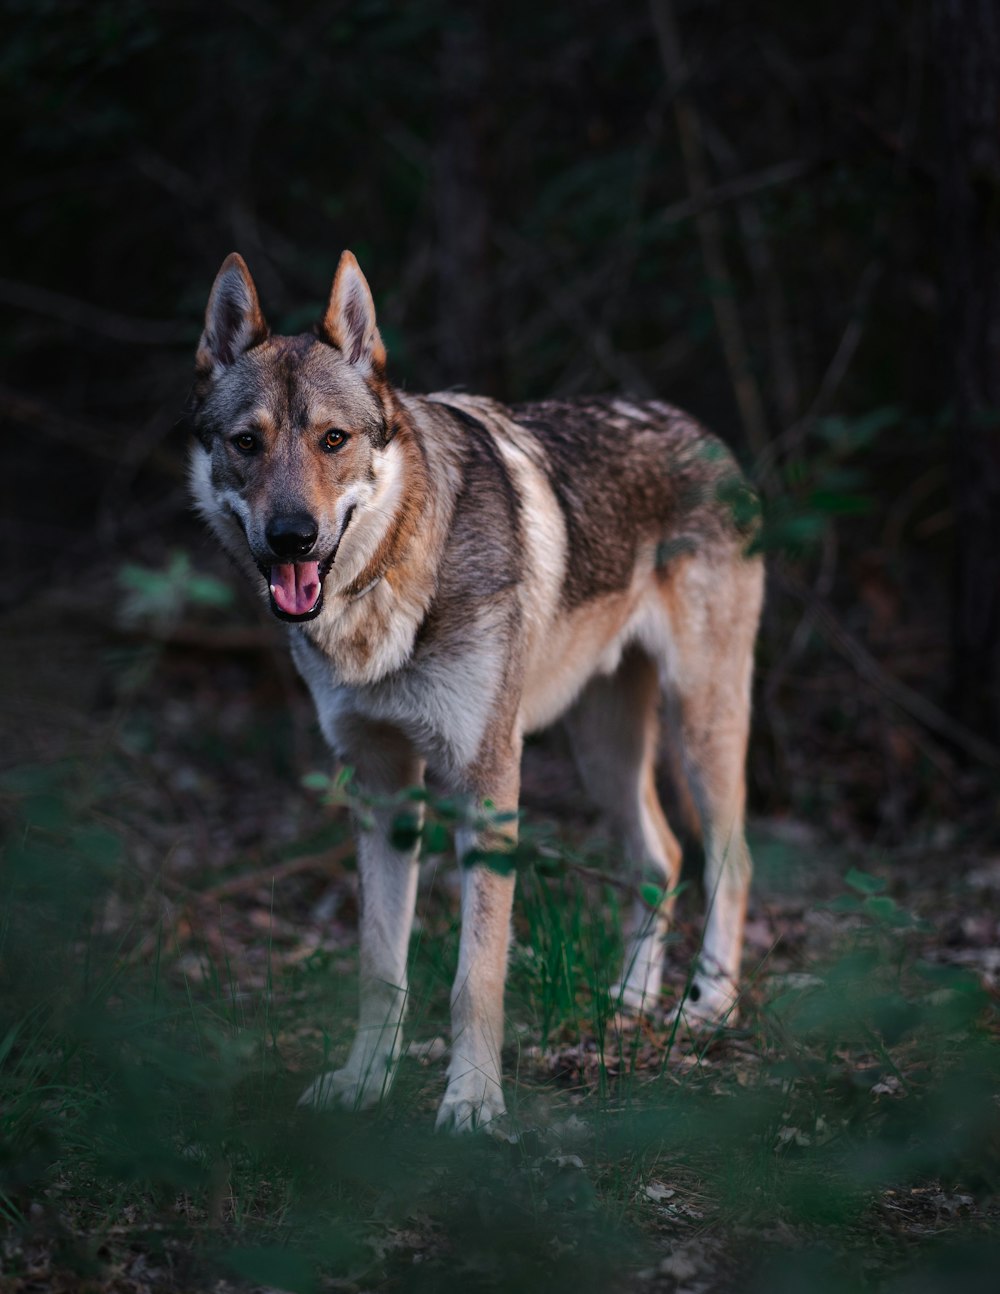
[266,513,318,559]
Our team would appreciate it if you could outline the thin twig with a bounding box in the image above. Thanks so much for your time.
[200,841,354,902]
[777,566,1000,770]
[533,852,670,913]
[751,257,885,489]
[494,225,656,396]
[808,260,884,417]
[701,124,803,427]
[0,385,120,458]
[650,0,770,456]
[127,842,354,966]
[649,157,820,233]
[0,276,193,345]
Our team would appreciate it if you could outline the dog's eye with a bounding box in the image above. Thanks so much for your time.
[322,429,348,452]
[232,432,260,455]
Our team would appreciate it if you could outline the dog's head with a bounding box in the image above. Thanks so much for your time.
[188,251,406,622]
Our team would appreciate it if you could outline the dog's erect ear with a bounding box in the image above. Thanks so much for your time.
[196,253,269,375]
[319,251,386,373]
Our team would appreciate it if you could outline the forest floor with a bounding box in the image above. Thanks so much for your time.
[1,565,999,1294]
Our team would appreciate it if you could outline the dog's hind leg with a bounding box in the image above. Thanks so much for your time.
[565,646,683,1015]
[299,725,424,1112]
[659,553,763,1026]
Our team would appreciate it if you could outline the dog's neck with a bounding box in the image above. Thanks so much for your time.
[299,404,450,684]
[337,411,432,600]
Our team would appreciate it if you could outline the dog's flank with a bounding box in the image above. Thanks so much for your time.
[188,250,764,1132]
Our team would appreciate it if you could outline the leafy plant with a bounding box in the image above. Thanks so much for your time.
[118,551,235,630]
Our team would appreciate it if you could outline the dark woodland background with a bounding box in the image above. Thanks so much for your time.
[2,0,1000,839]
[5,4,1000,1290]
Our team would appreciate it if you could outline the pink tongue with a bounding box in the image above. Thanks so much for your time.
[269,562,321,616]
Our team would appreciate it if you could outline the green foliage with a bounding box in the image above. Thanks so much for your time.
[2,762,999,1290]
[307,769,524,872]
[118,551,235,629]
[750,407,899,558]
[824,867,928,930]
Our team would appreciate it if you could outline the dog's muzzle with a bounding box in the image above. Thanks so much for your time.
[263,513,322,618]
[257,506,355,622]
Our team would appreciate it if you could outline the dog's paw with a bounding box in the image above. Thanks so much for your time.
[435,1079,506,1135]
[667,977,739,1032]
[609,981,660,1020]
[297,1062,392,1112]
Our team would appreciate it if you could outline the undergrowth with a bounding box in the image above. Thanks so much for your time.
[1,756,999,1293]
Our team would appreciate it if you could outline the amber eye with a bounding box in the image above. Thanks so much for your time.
[232,432,260,455]
[322,428,348,452]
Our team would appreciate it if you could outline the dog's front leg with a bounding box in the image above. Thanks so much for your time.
[436,758,520,1134]
[300,738,423,1113]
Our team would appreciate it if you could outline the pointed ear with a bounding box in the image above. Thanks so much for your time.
[196,253,269,374]
[319,251,386,372]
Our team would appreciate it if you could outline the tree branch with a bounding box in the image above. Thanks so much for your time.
[0,277,193,345]
[649,0,770,456]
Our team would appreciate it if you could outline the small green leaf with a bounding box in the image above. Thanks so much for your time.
[390,814,421,851]
[301,771,331,792]
[186,574,236,608]
[845,868,886,895]
[118,551,234,625]
[826,895,862,912]
[865,895,918,927]
[462,848,516,875]
[715,476,762,535]
[815,405,899,448]
[422,822,451,854]
[640,882,665,909]
[863,895,900,923]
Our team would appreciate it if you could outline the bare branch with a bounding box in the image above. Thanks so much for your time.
[649,157,819,233]
[649,0,770,455]
[777,565,1000,771]
[495,225,656,396]
[0,277,192,345]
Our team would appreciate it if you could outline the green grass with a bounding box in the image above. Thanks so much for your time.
[1,758,999,1293]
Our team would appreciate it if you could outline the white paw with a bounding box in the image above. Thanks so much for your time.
[435,1076,506,1134]
[610,981,660,1019]
[667,975,739,1031]
[297,1059,393,1112]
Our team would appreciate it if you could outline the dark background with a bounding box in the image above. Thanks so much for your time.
[2,0,998,842]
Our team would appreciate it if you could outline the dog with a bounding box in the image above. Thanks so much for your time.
[187,250,764,1132]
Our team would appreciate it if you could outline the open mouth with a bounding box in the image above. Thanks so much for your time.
[267,558,329,621]
[259,507,355,623]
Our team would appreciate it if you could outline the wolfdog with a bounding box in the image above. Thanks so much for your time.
[188,250,764,1132]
